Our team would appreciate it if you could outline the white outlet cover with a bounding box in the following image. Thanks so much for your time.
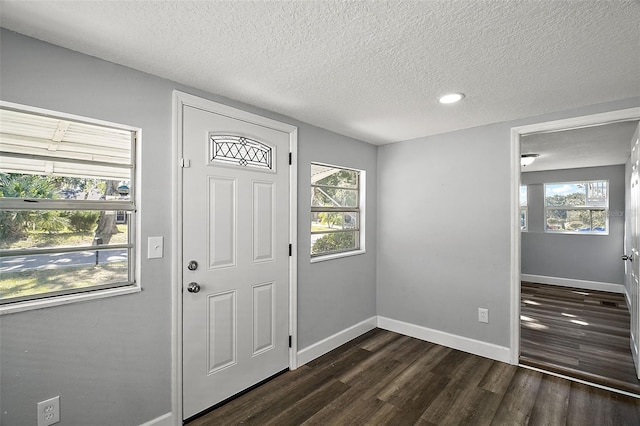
[478,308,489,323]
[148,236,164,259]
[37,396,60,426]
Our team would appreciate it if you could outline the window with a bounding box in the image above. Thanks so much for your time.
[544,180,608,234]
[0,103,138,309]
[520,185,528,231]
[311,163,363,259]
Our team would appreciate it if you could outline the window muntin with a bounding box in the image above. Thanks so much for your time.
[0,105,137,306]
[520,185,528,231]
[311,163,362,258]
[544,181,608,234]
[209,135,273,170]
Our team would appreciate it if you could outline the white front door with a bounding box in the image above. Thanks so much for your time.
[627,124,640,379]
[181,103,293,419]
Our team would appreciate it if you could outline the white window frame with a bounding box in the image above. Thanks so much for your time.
[544,179,609,235]
[0,101,141,315]
[520,185,528,232]
[310,162,365,262]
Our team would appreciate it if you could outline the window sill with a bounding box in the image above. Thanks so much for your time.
[310,249,366,263]
[544,231,609,236]
[0,285,141,315]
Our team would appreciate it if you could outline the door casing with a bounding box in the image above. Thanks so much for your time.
[509,107,640,365]
[171,91,298,423]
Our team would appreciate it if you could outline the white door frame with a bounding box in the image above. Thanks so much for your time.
[171,91,298,423]
[509,107,640,365]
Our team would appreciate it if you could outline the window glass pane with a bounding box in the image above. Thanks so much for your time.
[586,181,607,206]
[311,164,358,188]
[311,187,358,208]
[311,212,359,233]
[545,183,586,207]
[311,231,359,256]
[520,208,527,231]
[591,210,607,232]
[1,249,129,301]
[546,209,606,232]
[0,210,129,250]
[0,173,131,201]
[520,185,527,206]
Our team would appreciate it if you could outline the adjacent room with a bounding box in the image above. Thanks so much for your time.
[1,2,639,425]
[519,120,640,394]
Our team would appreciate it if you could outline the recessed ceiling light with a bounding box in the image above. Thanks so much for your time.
[438,93,465,104]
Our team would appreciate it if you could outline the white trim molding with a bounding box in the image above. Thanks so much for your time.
[521,274,625,294]
[296,317,377,366]
[139,412,174,426]
[377,316,511,364]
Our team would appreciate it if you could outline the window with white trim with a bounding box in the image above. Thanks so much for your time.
[544,180,608,234]
[311,163,363,258]
[0,104,138,306]
[520,185,528,231]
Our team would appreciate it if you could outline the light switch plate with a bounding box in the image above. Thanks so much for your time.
[148,236,164,259]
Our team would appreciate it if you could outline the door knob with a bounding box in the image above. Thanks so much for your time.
[187,282,201,293]
[622,254,634,262]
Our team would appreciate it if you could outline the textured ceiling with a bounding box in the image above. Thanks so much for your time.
[521,120,639,173]
[0,1,639,145]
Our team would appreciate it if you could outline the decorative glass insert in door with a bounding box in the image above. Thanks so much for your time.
[209,135,273,170]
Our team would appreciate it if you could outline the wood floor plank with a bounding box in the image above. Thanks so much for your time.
[375,344,451,402]
[528,375,570,426]
[301,386,385,426]
[452,387,504,426]
[610,391,640,425]
[382,371,450,425]
[420,355,494,424]
[362,401,407,426]
[263,379,350,426]
[478,360,519,395]
[490,368,543,425]
[567,382,615,426]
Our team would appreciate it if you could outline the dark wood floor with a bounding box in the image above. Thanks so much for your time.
[188,328,640,426]
[520,281,640,395]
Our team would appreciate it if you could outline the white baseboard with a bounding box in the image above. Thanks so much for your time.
[139,412,175,426]
[297,316,377,366]
[377,316,511,364]
[521,274,625,294]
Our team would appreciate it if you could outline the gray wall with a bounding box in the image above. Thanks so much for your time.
[521,166,626,284]
[0,29,377,426]
[377,98,640,348]
[297,127,378,349]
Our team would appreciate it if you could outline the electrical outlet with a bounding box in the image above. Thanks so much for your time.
[478,308,489,323]
[37,396,60,426]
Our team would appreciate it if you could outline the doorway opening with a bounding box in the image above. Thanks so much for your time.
[510,107,640,396]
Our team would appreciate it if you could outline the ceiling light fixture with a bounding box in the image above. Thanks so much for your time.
[438,93,465,104]
[521,154,539,167]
